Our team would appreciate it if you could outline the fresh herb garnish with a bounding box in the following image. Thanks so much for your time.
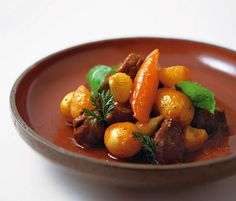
[133,131,157,164]
[87,65,116,93]
[176,81,216,113]
[83,90,115,123]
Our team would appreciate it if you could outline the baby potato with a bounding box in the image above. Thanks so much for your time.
[60,91,74,122]
[70,85,93,118]
[159,66,191,88]
[154,88,194,128]
[104,122,142,158]
[109,73,133,103]
[184,126,208,152]
[136,115,164,136]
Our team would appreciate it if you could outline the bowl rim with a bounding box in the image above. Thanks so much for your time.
[10,36,236,171]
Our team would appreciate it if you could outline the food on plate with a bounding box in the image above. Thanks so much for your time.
[59,49,228,164]
[184,126,208,152]
[70,85,93,118]
[108,73,133,103]
[130,49,159,123]
[159,65,191,88]
[60,91,74,122]
[154,88,194,128]
[154,118,185,164]
[104,122,142,158]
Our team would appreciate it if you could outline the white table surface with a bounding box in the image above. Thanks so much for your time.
[1,0,236,200]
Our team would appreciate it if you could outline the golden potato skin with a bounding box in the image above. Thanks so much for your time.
[159,66,191,88]
[70,85,93,118]
[104,122,141,158]
[109,73,133,103]
[154,88,194,128]
[184,126,208,152]
[60,91,74,122]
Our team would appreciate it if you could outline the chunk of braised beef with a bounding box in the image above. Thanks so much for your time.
[73,115,105,148]
[154,119,185,164]
[98,53,143,92]
[190,109,228,136]
[118,53,143,79]
[107,102,136,124]
[98,73,112,92]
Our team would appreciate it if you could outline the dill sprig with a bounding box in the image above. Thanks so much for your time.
[82,90,115,123]
[133,131,157,164]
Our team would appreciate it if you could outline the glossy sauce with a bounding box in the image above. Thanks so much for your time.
[15,38,236,164]
[53,98,236,163]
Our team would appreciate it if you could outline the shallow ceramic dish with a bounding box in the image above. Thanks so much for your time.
[10,37,236,188]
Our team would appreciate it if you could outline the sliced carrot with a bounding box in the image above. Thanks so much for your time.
[130,49,160,123]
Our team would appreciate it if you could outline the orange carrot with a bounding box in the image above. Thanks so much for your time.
[130,49,160,123]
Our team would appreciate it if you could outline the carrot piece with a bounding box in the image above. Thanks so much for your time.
[130,49,160,123]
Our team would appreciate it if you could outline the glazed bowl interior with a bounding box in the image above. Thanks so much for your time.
[11,38,236,184]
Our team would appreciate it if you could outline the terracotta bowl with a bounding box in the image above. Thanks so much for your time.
[10,37,236,188]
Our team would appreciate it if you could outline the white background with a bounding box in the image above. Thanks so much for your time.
[1,0,236,200]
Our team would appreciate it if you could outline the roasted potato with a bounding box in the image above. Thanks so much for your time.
[136,115,164,136]
[184,126,208,152]
[60,91,74,122]
[109,73,133,103]
[104,122,141,158]
[70,85,93,118]
[159,66,191,88]
[154,88,194,128]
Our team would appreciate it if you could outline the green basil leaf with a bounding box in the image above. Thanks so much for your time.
[86,65,116,93]
[175,81,216,113]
